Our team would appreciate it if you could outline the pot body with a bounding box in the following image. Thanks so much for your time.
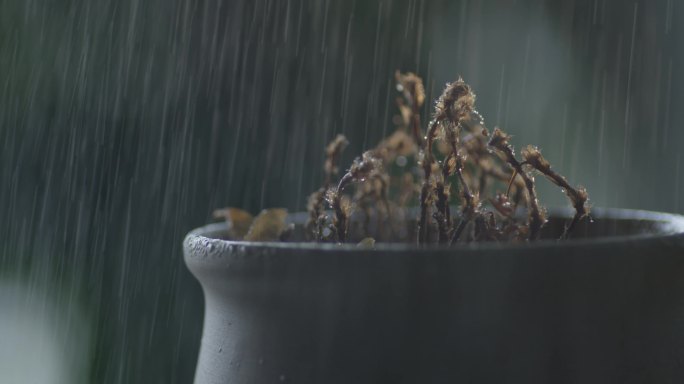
[184,209,684,384]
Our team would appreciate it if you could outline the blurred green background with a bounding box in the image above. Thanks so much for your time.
[1,0,682,382]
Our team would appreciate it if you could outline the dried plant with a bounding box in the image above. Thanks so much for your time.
[395,71,426,147]
[324,134,350,186]
[327,151,383,242]
[521,145,590,239]
[306,134,349,240]
[213,208,254,239]
[217,71,590,246]
[418,79,476,244]
[488,128,546,241]
[243,209,290,242]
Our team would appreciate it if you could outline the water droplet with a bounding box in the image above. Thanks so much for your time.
[258,358,264,365]
[218,347,223,353]
[396,156,407,167]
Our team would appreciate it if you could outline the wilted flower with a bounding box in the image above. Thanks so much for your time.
[434,78,475,124]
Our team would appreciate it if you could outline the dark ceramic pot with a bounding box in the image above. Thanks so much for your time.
[184,208,684,384]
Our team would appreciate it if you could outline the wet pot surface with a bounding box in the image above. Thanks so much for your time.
[184,208,684,384]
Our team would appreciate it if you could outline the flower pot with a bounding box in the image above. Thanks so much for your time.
[183,207,684,384]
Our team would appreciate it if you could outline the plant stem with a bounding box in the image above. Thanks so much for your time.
[521,146,589,240]
[449,156,477,244]
[417,120,440,244]
[489,129,544,241]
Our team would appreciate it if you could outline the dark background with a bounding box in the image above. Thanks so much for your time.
[1,0,682,382]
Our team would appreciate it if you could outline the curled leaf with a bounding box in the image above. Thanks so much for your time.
[244,208,289,242]
[213,208,254,240]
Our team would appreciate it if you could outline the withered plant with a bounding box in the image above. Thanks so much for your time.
[219,71,590,245]
[305,134,349,241]
[314,71,589,245]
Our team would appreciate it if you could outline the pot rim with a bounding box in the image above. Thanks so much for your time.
[184,207,684,254]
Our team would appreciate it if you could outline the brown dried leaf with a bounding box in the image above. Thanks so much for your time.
[244,208,289,242]
[357,237,376,248]
[213,208,254,240]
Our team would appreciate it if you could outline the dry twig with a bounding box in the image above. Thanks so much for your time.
[488,128,546,241]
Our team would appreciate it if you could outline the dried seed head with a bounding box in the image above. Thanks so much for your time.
[434,78,476,123]
[395,71,426,108]
[348,151,382,181]
[521,145,550,171]
[488,128,512,150]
